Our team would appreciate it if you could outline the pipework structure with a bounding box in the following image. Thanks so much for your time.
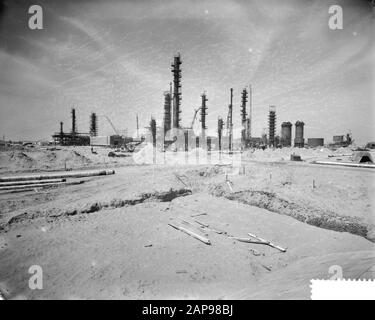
[71,108,77,136]
[240,88,248,127]
[90,113,98,137]
[52,108,90,146]
[59,121,64,142]
[163,91,172,135]
[268,106,276,147]
[227,88,233,152]
[217,116,224,152]
[171,53,182,129]
[247,85,252,139]
[200,92,208,139]
[150,117,157,163]
[240,88,248,149]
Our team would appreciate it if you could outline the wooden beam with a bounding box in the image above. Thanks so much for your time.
[168,223,211,245]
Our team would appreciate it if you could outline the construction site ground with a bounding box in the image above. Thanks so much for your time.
[0,145,374,299]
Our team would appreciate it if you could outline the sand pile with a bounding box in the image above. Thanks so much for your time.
[242,146,356,162]
[39,150,92,169]
[10,151,36,168]
[0,148,92,173]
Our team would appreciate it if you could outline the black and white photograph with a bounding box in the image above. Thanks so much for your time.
[0,0,374,302]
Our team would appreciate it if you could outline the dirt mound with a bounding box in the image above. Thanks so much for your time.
[185,165,225,178]
[9,151,36,169]
[60,150,92,166]
[208,183,372,242]
[0,148,94,173]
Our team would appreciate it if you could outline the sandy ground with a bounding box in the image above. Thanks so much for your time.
[0,145,374,299]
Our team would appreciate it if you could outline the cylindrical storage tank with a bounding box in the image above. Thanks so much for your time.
[281,122,292,147]
[294,121,305,147]
[307,138,324,147]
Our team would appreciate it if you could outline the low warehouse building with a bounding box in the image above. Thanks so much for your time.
[307,138,324,147]
[90,135,125,147]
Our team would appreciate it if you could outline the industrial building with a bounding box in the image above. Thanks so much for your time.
[52,109,90,146]
[50,53,359,154]
[90,135,126,147]
[307,138,324,147]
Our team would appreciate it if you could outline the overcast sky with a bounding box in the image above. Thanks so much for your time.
[0,0,374,144]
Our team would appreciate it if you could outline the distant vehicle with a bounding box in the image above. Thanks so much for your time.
[365,142,375,149]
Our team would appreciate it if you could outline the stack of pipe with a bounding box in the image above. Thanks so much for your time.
[0,169,115,193]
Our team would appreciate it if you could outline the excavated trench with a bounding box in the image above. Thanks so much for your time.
[208,183,373,242]
[2,188,192,228]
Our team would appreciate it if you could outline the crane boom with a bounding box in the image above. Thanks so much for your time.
[190,107,201,129]
[99,115,120,135]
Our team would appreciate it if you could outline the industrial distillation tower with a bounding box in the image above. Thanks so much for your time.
[171,54,182,129]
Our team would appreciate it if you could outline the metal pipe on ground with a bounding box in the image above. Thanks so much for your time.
[0,179,66,187]
[0,180,84,193]
[328,154,353,158]
[0,169,115,183]
[313,161,375,169]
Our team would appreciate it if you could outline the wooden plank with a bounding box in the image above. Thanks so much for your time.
[190,212,207,217]
[229,236,267,244]
[177,218,208,236]
[168,223,211,245]
[194,220,227,235]
[248,232,287,252]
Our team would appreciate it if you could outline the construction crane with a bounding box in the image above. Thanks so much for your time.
[98,114,142,152]
[99,115,120,136]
